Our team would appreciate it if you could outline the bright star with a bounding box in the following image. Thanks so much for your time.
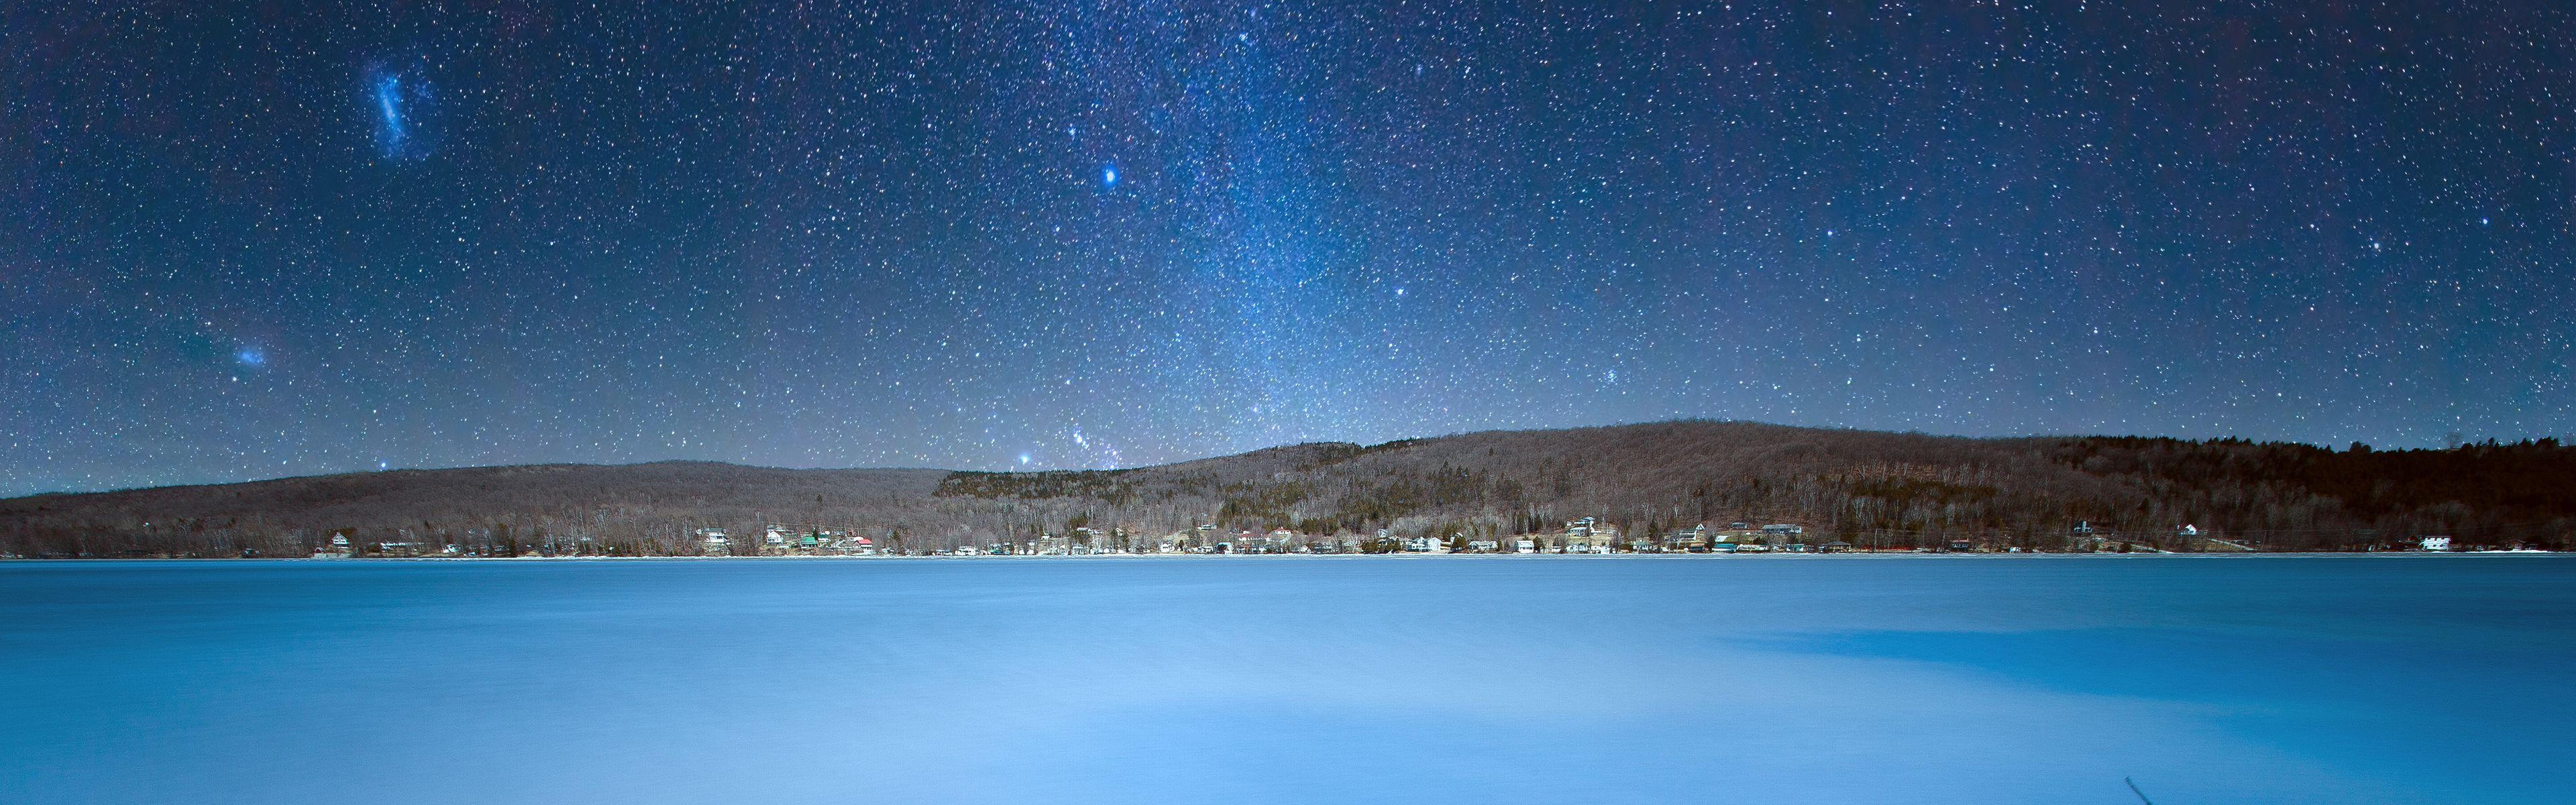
[1102,165,1118,187]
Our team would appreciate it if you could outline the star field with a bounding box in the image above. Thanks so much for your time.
[3,1,2571,496]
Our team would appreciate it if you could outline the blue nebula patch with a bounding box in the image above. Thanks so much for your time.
[364,61,435,160]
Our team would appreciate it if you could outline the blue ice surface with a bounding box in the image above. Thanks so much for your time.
[1,554,2567,804]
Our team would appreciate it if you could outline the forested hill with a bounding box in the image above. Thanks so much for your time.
[5,421,2572,557]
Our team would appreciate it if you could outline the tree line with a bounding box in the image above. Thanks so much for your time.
[5,423,2571,557]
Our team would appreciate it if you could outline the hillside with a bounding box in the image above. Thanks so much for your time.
[4,421,2571,557]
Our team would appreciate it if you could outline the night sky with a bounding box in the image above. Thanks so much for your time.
[5,1,2571,496]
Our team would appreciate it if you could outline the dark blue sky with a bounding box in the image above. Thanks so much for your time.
[5,1,2570,496]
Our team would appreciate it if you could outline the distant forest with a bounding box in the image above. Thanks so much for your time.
[4,421,2572,557]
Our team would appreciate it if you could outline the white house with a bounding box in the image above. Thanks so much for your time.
[2420,536,2453,551]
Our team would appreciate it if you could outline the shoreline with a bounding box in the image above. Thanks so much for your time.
[4,550,2560,563]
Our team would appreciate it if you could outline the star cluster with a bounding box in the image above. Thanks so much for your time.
[3,1,2571,495]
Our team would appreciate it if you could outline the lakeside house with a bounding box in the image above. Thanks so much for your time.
[311,533,354,559]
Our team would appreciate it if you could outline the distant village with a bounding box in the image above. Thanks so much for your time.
[241,516,2506,560]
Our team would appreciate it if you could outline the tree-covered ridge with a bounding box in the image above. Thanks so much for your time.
[4,423,2571,557]
[937,469,1150,503]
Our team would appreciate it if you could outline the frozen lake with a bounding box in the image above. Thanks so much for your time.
[3,555,2568,804]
